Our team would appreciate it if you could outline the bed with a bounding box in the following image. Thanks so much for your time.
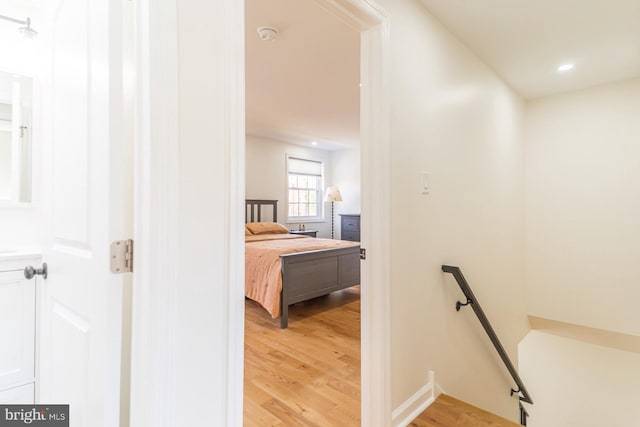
[245,199,361,328]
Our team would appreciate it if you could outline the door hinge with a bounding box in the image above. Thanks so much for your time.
[360,248,366,260]
[110,239,134,274]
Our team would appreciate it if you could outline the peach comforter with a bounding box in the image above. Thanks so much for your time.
[245,233,359,318]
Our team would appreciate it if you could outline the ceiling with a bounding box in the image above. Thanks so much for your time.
[420,0,640,99]
[245,0,361,150]
[246,0,640,149]
[5,1,636,148]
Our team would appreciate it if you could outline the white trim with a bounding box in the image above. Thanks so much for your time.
[356,2,392,425]
[391,371,437,427]
[223,0,246,424]
[130,0,180,425]
[131,0,245,425]
[312,0,381,30]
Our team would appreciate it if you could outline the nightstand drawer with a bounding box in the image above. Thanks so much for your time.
[339,214,361,242]
[342,231,360,242]
[342,220,359,232]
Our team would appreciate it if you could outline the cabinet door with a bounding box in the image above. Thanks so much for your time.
[0,270,36,390]
[0,383,34,404]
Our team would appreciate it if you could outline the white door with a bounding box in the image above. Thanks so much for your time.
[38,0,130,426]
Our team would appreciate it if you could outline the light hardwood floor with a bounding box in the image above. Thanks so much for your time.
[244,286,361,426]
[244,288,519,427]
[410,394,522,427]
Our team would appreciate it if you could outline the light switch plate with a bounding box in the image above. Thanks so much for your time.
[421,172,430,194]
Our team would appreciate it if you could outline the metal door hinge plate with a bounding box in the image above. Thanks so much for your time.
[111,239,133,274]
[360,248,366,260]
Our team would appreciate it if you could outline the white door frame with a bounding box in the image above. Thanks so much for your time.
[130,0,390,425]
[352,2,392,424]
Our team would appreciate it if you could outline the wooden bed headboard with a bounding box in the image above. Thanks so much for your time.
[245,199,278,223]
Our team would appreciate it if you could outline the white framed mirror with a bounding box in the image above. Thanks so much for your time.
[0,71,32,204]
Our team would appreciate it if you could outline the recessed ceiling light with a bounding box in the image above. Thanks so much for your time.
[557,63,574,72]
[311,141,318,146]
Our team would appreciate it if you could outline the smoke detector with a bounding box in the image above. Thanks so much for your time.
[257,26,279,42]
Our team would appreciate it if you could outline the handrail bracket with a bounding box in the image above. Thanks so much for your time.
[456,297,473,311]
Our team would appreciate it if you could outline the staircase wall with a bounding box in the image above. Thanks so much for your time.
[519,330,640,427]
[525,77,640,336]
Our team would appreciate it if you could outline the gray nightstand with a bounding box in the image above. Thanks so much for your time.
[289,229,318,238]
[339,214,360,241]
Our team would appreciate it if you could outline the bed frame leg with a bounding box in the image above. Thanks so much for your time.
[280,304,288,329]
[279,288,289,329]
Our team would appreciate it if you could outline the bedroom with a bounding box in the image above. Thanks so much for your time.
[243,0,364,423]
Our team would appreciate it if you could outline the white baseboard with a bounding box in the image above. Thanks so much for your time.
[391,370,436,427]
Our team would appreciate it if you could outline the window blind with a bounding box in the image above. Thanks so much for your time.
[288,157,322,177]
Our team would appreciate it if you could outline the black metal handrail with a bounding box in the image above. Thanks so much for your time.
[520,403,529,426]
[442,265,533,410]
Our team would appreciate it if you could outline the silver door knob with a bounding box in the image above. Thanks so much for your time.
[24,263,48,280]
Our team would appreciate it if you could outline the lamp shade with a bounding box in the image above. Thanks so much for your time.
[324,186,343,202]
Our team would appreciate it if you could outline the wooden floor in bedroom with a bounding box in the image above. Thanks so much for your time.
[243,286,361,427]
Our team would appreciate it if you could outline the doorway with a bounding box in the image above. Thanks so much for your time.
[244,0,362,422]
[242,0,390,424]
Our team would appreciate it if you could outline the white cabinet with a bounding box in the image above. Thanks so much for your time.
[0,253,39,404]
[0,383,35,403]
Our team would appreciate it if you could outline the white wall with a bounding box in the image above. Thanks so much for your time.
[245,134,334,238]
[525,77,640,336]
[378,0,528,421]
[519,330,640,427]
[0,207,41,247]
[0,26,37,76]
[330,148,360,239]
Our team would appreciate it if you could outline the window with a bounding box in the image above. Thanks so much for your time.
[287,156,323,222]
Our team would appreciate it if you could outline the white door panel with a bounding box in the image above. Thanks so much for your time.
[39,0,128,426]
[48,301,91,422]
[51,0,89,244]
